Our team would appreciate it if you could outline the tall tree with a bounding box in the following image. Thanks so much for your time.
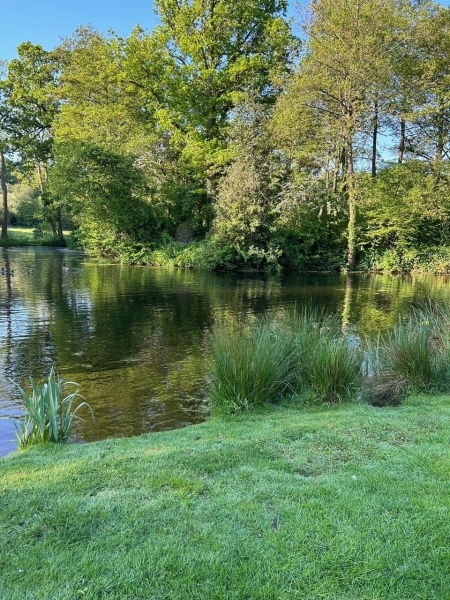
[0,150,7,239]
[123,0,295,200]
[413,5,450,162]
[0,43,62,235]
[274,0,401,269]
[214,97,288,268]
[0,60,10,239]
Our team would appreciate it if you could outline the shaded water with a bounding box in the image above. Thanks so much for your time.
[2,247,450,456]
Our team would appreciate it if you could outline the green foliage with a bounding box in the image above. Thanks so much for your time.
[207,303,450,414]
[382,315,433,390]
[7,184,42,226]
[360,246,450,274]
[49,141,162,256]
[360,161,450,257]
[274,174,348,271]
[5,2,450,271]
[0,43,59,166]
[213,99,287,270]
[361,304,450,405]
[14,367,93,448]
[124,0,295,180]
[206,316,298,415]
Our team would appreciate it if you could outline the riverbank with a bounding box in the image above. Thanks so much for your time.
[0,227,67,248]
[4,227,450,274]
[1,395,449,599]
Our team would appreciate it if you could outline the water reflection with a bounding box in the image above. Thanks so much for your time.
[2,247,450,456]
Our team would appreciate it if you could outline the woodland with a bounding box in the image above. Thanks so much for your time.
[1,0,450,273]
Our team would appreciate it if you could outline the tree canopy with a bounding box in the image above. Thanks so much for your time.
[2,0,450,273]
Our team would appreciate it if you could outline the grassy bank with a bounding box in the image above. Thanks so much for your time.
[1,395,449,599]
[0,227,67,248]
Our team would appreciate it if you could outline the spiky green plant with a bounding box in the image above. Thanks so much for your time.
[14,367,94,448]
[206,317,298,415]
[278,309,361,403]
[305,334,362,403]
[385,314,434,391]
[361,306,446,406]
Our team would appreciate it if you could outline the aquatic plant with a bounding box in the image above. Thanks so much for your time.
[306,334,362,403]
[206,308,362,414]
[360,304,450,405]
[290,310,361,401]
[206,316,298,415]
[14,367,94,448]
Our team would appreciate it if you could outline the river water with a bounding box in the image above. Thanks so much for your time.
[2,246,450,456]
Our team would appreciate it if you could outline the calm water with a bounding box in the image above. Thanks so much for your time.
[2,247,450,456]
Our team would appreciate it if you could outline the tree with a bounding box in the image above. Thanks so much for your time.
[0,60,9,238]
[0,150,7,239]
[0,43,62,236]
[48,141,161,256]
[122,0,295,201]
[411,5,450,162]
[274,0,401,269]
[214,97,288,269]
[51,4,295,248]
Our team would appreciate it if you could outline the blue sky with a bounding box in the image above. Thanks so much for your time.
[2,1,305,61]
[1,0,159,61]
[2,0,450,62]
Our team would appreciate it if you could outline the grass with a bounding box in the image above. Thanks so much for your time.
[206,309,364,415]
[1,395,450,599]
[361,304,450,405]
[0,226,68,247]
[206,310,365,414]
[14,368,94,448]
[206,317,298,414]
[207,304,450,414]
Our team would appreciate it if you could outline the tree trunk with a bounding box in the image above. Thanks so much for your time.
[345,137,356,271]
[0,151,8,240]
[436,104,445,161]
[56,204,63,239]
[371,99,378,179]
[398,118,405,164]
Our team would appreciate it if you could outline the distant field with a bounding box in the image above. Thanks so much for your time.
[1,227,70,246]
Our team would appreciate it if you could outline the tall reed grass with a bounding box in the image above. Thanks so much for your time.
[361,303,450,405]
[206,317,298,415]
[206,302,450,415]
[206,309,361,414]
[276,309,362,403]
[14,367,94,448]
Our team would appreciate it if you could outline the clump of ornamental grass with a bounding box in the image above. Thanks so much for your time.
[206,317,298,415]
[206,308,363,414]
[14,367,94,448]
[305,334,362,403]
[360,304,450,406]
[281,308,362,403]
[414,301,450,388]
[385,313,434,390]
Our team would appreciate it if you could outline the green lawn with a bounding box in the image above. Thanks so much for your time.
[0,226,70,247]
[1,395,449,599]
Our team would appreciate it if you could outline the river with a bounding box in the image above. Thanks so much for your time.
[2,246,450,456]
